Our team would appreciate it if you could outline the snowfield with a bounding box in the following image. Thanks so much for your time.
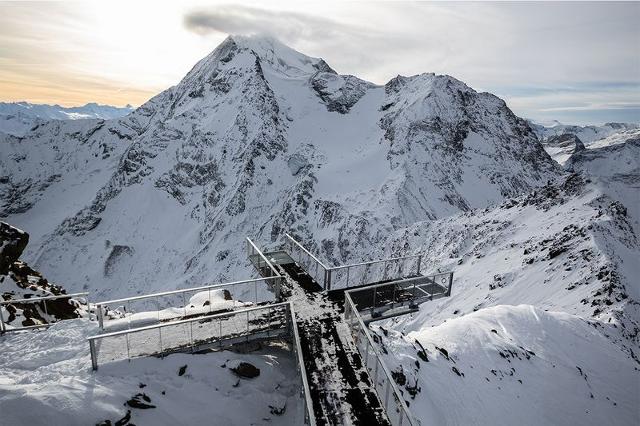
[373,305,638,426]
[0,319,303,426]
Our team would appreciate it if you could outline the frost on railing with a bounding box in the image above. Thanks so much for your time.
[89,302,291,370]
[0,292,89,333]
[344,293,417,426]
[94,277,280,330]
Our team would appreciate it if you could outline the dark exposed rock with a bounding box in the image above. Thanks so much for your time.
[269,404,286,415]
[230,362,260,379]
[178,365,188,376]
[126,393,155,409]
[0,222,28,275]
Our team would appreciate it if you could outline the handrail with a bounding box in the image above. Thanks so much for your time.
[88,302,290,340]
[0,292,89,305]
[346,273,451,292]
[247,237,281,277]
[290,306,318,426]
[344,292,417,426]
[330,254,422,271]
[94,277,277,306]
[0,292,89,334]
[285,234,330,270]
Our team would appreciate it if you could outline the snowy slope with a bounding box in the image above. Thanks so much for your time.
[0,102,133,137]
[373,305,638,426]
[370,145,639,425]
[0,35,560,300]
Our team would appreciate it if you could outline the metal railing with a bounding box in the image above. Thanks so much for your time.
[94,277,281,330]
[284,234,331,289]
[346,272,453,321]
[291,306,318,425]
[0,292,89,333]
[344,293,418,426]
[282,234,423,291]
[247,237,281,278]
[88,302,292,370]
[88,300,317,425]
[328,254,423,291]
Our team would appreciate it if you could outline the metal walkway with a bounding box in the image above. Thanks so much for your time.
[258,235,455,426]
[83,235,453,426]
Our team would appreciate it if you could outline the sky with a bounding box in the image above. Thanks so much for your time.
[0,1,638,125]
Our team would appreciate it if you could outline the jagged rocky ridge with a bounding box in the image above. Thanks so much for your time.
[0,222,84,327]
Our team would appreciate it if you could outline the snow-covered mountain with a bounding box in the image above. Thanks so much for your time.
[1,35,638,425]
[0,35,560,300]
[529,120,639,144]
[530,120,640,165]
[0,101,134,136]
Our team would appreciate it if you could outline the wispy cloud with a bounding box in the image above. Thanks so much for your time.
[183,5,361,41]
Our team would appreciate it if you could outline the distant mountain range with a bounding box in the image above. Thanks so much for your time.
[528,120,640,164]
[0,101,134,136]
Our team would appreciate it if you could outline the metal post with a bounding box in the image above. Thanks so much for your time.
[182,292,187,318]
[371,287,377,317]
[127,300,132,329]
[446,272,454,297]
[364,338,370,367]
[219,319,223,348]
[158,326,163,357]
[43,299,49,322]
[90,339,98,371]
[267,306,271,338]
[254,280,258,304]
[374,358,380,385]
[190,321,194,352]
[384,380,391,409]
[346,267,350,289]
[126,332,131,361]
[97,305,104,329]
[0,304,6,333]
[417,254,422,275]
[392,284,396,310]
